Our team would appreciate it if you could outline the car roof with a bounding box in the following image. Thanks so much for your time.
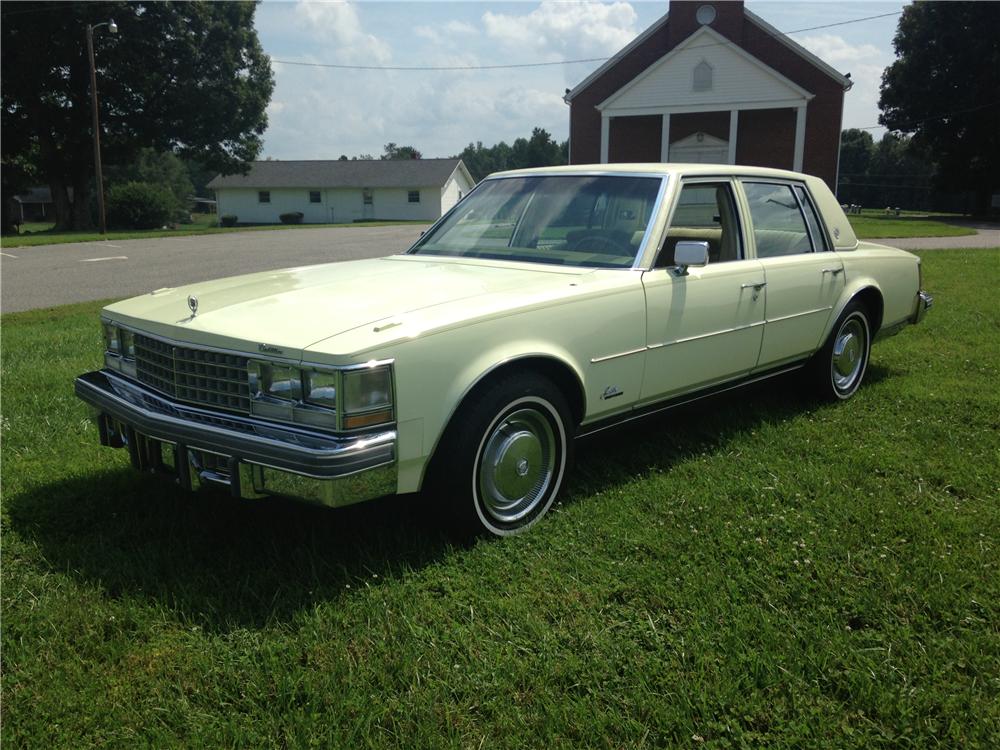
[489,163,809,181]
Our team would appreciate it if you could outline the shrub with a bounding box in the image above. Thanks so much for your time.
[279,211,304,224]
[220,215,238,227]
[106,181,174,229]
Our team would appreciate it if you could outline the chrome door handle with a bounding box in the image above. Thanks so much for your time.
[821,268,843,276]
[741,281,766,301]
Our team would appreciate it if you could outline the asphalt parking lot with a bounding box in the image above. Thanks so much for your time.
[0,224,429,313]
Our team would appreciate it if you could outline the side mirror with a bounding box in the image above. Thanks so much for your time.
[672,241,709,275]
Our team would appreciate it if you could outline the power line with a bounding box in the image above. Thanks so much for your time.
[851,101,1000,131]
[271,10,902,73]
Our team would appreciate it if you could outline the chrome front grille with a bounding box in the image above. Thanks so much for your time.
[133,333,251,413]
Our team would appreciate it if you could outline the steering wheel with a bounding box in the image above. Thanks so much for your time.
[571,233,632,256]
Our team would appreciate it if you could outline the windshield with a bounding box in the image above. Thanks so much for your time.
[410,174,664,268]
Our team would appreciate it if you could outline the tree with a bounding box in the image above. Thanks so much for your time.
[878,2,1000,214]
[456,127,568,182]
[837,128,875,204]
[107,148,194,220]
[1,1,273,229]
[381,143,423,160]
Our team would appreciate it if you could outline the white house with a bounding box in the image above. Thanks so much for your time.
[208,159,475,224]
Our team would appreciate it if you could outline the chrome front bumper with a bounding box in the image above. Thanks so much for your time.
[74,370,397,508]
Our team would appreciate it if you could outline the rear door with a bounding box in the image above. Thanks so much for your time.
[740,181,845,369]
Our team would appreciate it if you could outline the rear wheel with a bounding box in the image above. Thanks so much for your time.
[431,372,572,537]
[810,301,872,400]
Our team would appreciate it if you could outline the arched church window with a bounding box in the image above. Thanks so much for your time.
[693,60,713,91]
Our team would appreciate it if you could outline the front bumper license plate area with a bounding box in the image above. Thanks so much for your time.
[98,413,396,509]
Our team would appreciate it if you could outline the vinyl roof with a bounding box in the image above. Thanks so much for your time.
[208,159,466,190]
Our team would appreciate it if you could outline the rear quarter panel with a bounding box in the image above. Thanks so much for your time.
[832,241,920,335]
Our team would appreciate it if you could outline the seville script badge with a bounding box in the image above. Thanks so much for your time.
[187,295,199,316]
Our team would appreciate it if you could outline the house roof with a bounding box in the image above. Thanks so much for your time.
[564,6,849,102]
[207,159,468,190]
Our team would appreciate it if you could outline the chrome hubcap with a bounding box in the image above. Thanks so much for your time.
[832,317,866,392]
[478,408,556,524]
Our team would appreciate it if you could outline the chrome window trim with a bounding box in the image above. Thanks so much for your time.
[792,184,833,252]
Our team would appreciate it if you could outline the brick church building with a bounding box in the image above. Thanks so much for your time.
[565,1,852,189]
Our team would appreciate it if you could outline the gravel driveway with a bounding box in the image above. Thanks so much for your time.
[0,224,429,313]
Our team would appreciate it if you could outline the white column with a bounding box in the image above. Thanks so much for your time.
[793,104,807,171]
[728,110,739,164]
[600,113,610,164]
[660,113,671,162]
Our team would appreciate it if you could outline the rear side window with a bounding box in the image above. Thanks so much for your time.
[742,182,814,258]
[793,185,829,251]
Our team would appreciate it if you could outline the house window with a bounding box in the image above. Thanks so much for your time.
[363,188,373,206]
[309,190,321,203]
[258,191,270,203]
[693,61,713,91]
[408,190,420,203]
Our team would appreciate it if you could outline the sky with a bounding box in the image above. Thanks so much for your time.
[254,1,907,160]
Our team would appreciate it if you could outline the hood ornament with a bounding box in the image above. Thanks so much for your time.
[187,295,199,316]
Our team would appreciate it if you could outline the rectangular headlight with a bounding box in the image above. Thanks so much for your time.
[303,369,337,410]
[103,321,120,356]
[119,328,135,360]
[249,361,301,402]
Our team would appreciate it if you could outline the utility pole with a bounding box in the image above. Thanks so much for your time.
[86,20,116,234]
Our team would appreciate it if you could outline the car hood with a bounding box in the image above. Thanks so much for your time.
[104,255,590,360]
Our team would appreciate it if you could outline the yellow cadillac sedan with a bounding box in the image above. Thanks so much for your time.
[76,164,932,536]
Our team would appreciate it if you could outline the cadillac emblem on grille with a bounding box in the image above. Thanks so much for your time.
[187,295,199,316]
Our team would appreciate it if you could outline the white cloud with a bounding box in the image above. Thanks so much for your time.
[483,1,640,58]
[443,20,478,36]
[294,2,391,64]
[797,33,891,132]
[796,34,881,66]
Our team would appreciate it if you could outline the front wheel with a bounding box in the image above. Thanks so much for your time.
[809,301,872,400]
[431,372,572,537]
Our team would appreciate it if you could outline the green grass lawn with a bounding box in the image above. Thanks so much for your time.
[846,210,977,239]
[2,214,428,248]
[3,249,999,747]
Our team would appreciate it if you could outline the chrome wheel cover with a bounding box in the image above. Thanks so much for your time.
[477,407,557,525]
[831,316,867,393]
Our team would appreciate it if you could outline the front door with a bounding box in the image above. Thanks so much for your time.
[639,180,766,402]
[362,188,374,220]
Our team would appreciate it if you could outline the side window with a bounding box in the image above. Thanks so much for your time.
[657,181,742,267]
[742,182,814,258]
[793,185,829,251]
[258,191,270,204]
[309,190,321,203]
